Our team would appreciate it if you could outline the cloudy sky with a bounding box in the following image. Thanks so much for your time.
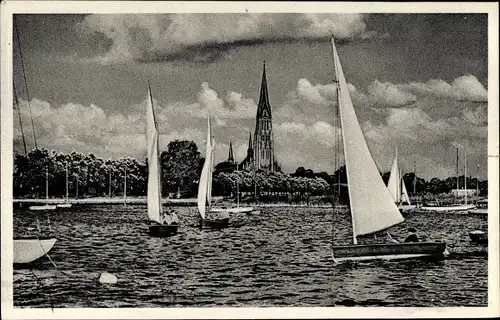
[12,13,488,180]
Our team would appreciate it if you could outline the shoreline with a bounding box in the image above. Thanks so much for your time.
[12,197,343,208]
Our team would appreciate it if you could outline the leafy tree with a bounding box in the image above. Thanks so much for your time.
[161,140,204,196]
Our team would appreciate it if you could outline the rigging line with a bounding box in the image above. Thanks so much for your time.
[14,17,37,149]
[13,82,28,155]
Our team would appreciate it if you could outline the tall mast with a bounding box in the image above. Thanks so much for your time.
[456,147,459,190]
[109,170,112,198]
[413,160,417,195]
[236,163,240,207]
[123,167,127,206]
[464,149,467,205]
[46,167,49,201]
[65,164,69,200]
[13,83,27,155]
[14,17,37,150]
[331,35,357,245]
[476,163,480,196]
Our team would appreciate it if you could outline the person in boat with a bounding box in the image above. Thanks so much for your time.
[162,210,179,225]
[404,227,419,243]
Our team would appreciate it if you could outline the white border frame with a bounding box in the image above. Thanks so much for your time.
[1,2,498,319]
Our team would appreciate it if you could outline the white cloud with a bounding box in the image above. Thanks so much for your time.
[183,82,257,121]
[366,80,416,107]
[78,13,372,63]
[14,73,487,180]
[274,121,340,172]
[403,74,487,102]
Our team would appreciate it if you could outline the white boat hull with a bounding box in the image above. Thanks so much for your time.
[56,203,72,208]
[420,204,476,212]
[211,207,254,214]
[13,238,57,264]
[398,204,417,211]
[29,205,57,211]
[468,208,487,215]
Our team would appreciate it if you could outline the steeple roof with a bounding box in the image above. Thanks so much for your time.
[247,132,253,150]
[257,61,272,119]
[228,140,234,162]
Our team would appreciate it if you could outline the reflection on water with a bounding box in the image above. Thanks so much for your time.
[13,205,487,307]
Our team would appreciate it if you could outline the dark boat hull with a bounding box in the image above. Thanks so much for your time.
[332,242,447,262]
[469,231,487,244]
[199,218,229,229]
[148,224,178,237]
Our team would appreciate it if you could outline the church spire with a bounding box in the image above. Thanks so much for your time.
[247,132,253,155]
[257,61,272,118]
[228,140,234,164]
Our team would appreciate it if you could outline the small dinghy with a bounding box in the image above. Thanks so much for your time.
[30,204,57,211]
[328,36,446,263]
[211,206,254,214]
[145,83,179,237]
[469,230,487,244]
[468,199,488,215]
[30,168,57,211]
[13,238,57,264]
[57,165,72,209]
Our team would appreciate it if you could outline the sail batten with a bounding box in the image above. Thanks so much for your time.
[331,36,405,238]
[146,86,163,224]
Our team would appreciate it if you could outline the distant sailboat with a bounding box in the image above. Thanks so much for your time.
[387,149,416,212]
[421,146,476,212]
[146,83,179,237]
[328,36,446,262]
[57,164,72,208]
[197,112,231,228]
[29,167,57,211]
[212,146,255,214]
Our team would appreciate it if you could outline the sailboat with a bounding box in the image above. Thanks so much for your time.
[211,150,255,215]
[145,83,178,237]
[29,167,57,211]
[387,149,416,212]
[421,147,476,212]
[328,36,446,262]
[13,15,57,263]
[197,112,231,228]
[57,164,72,208]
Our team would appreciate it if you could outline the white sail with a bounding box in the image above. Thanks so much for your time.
[146,85,162,224]
[387,155,401,203]
[208,136,214,207]
[388,154,412,205]
[197,113,212,219]
[331,36,404,239]
[401,173,411,205]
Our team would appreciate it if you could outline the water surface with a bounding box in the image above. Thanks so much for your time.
[13,205,488,307]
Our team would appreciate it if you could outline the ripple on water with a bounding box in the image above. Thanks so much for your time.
[13,205,488,307]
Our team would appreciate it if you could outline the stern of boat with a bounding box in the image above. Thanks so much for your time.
[149,224,178,237]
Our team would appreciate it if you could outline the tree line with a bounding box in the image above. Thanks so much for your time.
[13,140,487,202]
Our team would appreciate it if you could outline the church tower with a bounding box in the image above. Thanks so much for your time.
[253,61,275,172]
